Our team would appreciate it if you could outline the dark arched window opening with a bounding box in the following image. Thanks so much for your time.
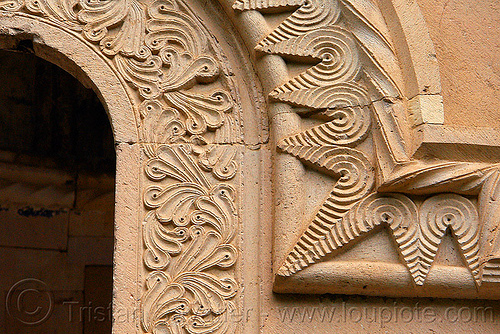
[0,48,115,334]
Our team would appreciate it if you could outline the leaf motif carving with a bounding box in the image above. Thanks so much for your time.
[78,0,128,41]
[196,145,238,180]
[143,212,189,270]
[3,0,235,331]
[2,0,240,145]
[25,0,81,30]
[0,0,24,11]
[78,0,150,58]
[184,301,237,334]
[177,272,237,315]
[142,272,189,333]
[142,145,238,334]
[164,90,232,136]
[146,0,208,56]
[139,99,187,151]
[146,145,210,185]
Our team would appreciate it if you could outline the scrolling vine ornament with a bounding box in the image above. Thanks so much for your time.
[0,0,241,145]
[1,0,241,332]
[142,145,238,334]
[234,0,500,292]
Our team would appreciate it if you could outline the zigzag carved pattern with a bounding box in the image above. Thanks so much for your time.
[419,194,481,284]
[278,192,482,287]
[233,0,400,110]
[277,193,419,278]
[276,144,375,212]
[276,142,375,276]
[277,106,370,147]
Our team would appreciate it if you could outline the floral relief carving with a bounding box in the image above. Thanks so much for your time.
[142,145,238,334]
[1,0,241,144]
[3,0,500,332]
[1,0,241,331]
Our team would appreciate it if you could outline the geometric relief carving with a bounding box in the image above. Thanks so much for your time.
[235,0,500,298]
[276,143,375,221]
[278,193,482,286]
[277,106,371,147]
[4,0,500,331]
[419,194,480,284]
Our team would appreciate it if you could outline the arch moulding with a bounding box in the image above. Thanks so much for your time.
[1,0,500,333]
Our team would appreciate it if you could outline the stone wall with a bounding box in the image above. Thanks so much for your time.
[418,0,500,127]
[0,1,499,333]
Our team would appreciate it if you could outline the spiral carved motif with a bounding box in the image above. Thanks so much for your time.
[277,145,374,213]
[254,0,340,48]
[343,193,427,283]
[325,148,374,210]
[261,27,360,85]
[344,194,418,245]
[420,194,481,284]
[266,25,369,109]
[276,146,375,276]
[279,193,417,277]
[278,106,370,147]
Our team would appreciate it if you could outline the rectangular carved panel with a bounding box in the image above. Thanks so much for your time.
[231,0,500,299]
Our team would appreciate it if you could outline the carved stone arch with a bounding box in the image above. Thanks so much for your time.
[376,0,443,125]
[0,14,139,143]
[0,1,262,333]
[0,9,142,334]
[2,0,500,333]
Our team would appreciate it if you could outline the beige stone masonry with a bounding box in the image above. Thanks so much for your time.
[1,0,499,333]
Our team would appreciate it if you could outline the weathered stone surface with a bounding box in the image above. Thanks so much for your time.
[417,0,500,128]
[0,0,499,333]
